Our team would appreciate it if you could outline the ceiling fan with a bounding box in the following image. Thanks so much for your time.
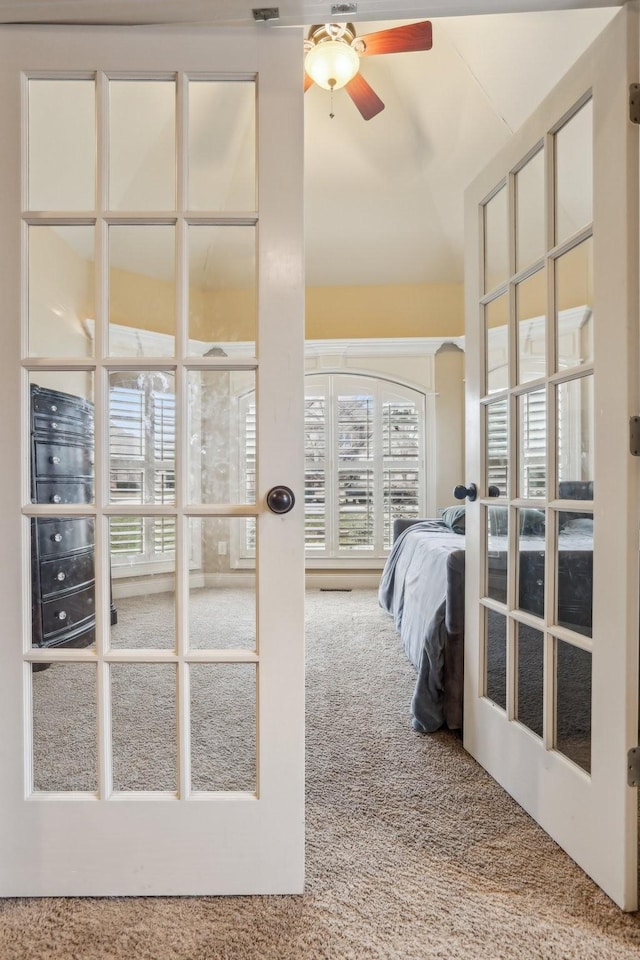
[303,21,432,121]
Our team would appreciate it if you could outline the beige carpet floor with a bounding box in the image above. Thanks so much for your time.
[1,588,640,959]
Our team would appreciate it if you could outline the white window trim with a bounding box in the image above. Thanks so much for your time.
[233,357,437,569]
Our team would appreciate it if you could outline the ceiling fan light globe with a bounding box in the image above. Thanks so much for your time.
[305,40,359,91]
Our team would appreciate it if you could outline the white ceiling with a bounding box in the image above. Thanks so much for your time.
[5,1,621,288]
[304,8,616,286]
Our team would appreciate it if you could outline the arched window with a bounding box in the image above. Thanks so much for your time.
[239,372,428,561]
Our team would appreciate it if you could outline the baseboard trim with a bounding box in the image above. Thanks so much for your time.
[113,571,381,599]
[304,573,381,590]
[203,574,256,589]
[113,575,178,600]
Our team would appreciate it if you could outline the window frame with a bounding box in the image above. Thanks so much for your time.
[235,370,432,567]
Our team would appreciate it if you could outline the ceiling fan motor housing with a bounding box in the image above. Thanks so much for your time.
[307,23,358,47]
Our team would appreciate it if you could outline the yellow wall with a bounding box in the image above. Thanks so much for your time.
[192,287,256,342]
[305,283,464,339]
[31,230,592,347]
[109,267,175,335]
[111,274,465,343]
[111,269,258,344]
[32,228,466,345]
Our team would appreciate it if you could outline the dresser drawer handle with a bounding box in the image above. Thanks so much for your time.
[55,611,67,622]
[50,405,58,413]
[56,571,66,582]
[51,533,63,543]
[50,494,62,504]
[51,422,58,430]
[49,456,61,465]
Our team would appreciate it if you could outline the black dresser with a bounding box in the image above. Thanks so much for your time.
[30,384,115,651]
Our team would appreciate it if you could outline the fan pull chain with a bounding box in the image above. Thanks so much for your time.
[329,78,336,119]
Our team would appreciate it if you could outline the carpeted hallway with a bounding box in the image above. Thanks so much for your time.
[1,588,639,958]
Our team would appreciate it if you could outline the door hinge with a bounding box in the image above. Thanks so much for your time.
[630,84,640,124]
[630,416,640,456]
[252,7,279,20]
[628,747,640,786]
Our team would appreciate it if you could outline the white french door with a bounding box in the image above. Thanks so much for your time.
[0,24,305,895]
[464,6,639,910]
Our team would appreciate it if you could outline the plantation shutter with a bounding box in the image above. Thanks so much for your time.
[109,378,177,565]
[337,393,375,551]
[242,399,257,553]
[487,397,508,493]
[152,389,176,556]
[382,399,421,549]
[304,395,326,551]
[488,392,547,499]
[238,374,427,561]
[520,388,546,498]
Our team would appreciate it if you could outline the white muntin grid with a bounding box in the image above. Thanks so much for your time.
[21,70,262,801]
[476,95,594,766]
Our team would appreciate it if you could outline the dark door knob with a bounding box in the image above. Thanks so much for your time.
[488,485,501,497]
[454,483,477,502]
[266,485,295,514]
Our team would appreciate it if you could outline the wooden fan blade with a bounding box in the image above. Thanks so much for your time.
[345,74,385,121]
[304,72,313,92]
[358,20,432,57]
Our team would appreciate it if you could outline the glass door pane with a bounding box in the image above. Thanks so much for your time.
[28,79,95,211]
[484,185,508,292]
[187,225,257,357]
[516,268,546,384]
[479,97,597,776]
[486,399,508,496]
[556,375,594,496]
[518,389,546,499]
[555,238,593,371]
[516,624,544,738]
[108,226,176,356]
[515,148,545,272]
[485,295,508,395]
[555,100,593,245]
[188,80,256,212]
[28,226,95,358]
[485,608,507,709]
[555,639,592,773]
[109,80,176,211]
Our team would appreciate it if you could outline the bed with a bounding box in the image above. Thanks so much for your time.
[379,492,593,735]
[378,518,466,734]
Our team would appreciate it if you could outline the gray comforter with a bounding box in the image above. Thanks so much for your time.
[378,520,465,734]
